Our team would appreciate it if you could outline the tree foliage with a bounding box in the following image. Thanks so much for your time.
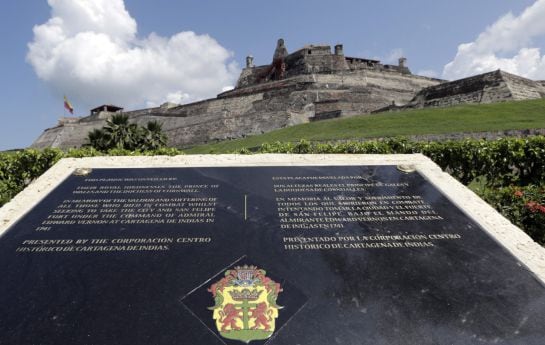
[86,115,167,151]
[139,120,168,150]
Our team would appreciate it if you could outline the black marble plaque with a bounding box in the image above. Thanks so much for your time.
[1,165,544,345]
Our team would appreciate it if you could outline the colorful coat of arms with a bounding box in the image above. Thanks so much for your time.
[208,265,283,343]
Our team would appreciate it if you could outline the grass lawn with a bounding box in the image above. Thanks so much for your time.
[185,98,545,154]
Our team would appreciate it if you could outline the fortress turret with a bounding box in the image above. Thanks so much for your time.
[246,55,254,68]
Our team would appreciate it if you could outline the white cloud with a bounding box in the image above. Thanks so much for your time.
[416,69,439,78]
[443,0,545,80]
[27,0,239,113]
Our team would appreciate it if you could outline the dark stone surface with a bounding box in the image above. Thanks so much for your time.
[310,110,341,121]
[0,165,544,345]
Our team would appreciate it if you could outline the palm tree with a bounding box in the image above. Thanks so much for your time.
[103,114,139,150]
[86,116,168,151]
[86,128,109,150]
[141,120,167,150]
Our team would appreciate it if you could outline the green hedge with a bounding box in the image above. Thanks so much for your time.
[1,137,544,243]
[480,184,545,244]
[250,136,545,186]
[0,147,184,205]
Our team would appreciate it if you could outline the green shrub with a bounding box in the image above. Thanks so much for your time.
[250,136,545,186]
[0,147,185,205]
[0,179,19,206]
[0,148,64,204]
[479,185,545,245]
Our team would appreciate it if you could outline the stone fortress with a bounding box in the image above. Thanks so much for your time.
[32,39,545,149]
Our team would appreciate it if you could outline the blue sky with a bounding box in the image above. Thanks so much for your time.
[1,0,543,150]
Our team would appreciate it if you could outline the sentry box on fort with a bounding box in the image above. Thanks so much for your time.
[0,154,544,345]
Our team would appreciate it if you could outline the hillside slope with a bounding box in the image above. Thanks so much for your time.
[186,99,545,154]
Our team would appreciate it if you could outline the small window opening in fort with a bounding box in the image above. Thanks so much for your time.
[308,50,312,55]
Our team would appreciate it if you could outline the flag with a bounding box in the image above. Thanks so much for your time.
[64,96,74,114]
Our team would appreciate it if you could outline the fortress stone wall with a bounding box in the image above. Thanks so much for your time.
[31,40,545,149]
[398,70,545,110]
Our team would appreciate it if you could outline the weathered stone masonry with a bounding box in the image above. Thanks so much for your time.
[31,40,545,149]
[400,70,545,110]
